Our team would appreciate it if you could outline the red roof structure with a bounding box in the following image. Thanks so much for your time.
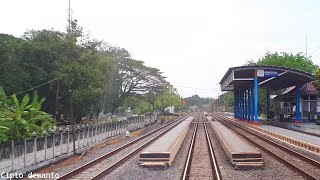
[301,81,317,95]
[274,81,318,101]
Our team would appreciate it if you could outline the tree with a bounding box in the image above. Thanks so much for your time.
[184,95,213,109]
[0,34,30,95]
[0,20,171,126]
[218,92,234,112]
[104,55,167,115]
[256,52,318,73]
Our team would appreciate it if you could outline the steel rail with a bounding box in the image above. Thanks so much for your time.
[182,114,221,180]
[181,121,198,180]
[214,114,320,180]
[58,116,188,180]
[204,122,221,180]
[91,117,186,179]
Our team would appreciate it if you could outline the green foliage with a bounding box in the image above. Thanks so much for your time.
[184,95,212,109]
[218,92,234,111]
[155,92,182,111]
[0,20,170,126]
[0,25,114,123]
[121,90,181,115]
[256,52,318,73]
[103,50,168,115]
[0,87,54,141]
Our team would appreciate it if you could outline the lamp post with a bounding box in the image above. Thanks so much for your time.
[69,90,76,155]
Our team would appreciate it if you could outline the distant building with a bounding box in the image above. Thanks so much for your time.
[165,106,175,113]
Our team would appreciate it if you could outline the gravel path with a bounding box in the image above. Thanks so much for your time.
[207,121,304,180]
[189,123,214,180]
[102,123,196,180]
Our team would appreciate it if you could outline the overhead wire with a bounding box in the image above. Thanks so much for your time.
[10,74,68,96]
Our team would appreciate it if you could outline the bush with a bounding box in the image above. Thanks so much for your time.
[0,87,54,141]
[260,113,266,118]
[160,116,165,124]
[317,116,320,125]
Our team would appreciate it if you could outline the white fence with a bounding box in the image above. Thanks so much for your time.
[0,115,157,175]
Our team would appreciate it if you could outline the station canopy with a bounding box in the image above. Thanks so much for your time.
[220,65,316,91]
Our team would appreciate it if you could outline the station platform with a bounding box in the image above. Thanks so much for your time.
[265,120,320,137]
[223,112,320,137]
[225,116,320,154]
[258,124,320,146]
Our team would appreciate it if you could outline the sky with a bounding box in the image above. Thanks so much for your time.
[2,0,320,98]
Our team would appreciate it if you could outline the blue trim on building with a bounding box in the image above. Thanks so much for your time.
[296,87,301,122]
[251,86,254,121]
[254,76,259,122]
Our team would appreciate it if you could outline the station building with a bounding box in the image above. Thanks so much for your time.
[219,65,316,124]
[274,81,319,122]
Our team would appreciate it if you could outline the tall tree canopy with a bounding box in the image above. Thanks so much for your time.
[256,52,318,73]
[103,47,167,115]
[0,20,170,125]
[184,95,212,109]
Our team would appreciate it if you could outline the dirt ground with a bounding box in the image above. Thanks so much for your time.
[23,128,145,179]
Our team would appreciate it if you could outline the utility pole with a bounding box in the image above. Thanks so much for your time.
[67,0,72,33]
[55,82,60,122]
[306,33,308,57]
[69,90,76,155]
[217,93,220,112]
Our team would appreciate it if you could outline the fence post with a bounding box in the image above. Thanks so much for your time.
[86,124,90,146]
[11,140,14,172]
[79,124,86,148]
[99,124,101,141]
[76,125,79,150]
[112,122,114,137]
[136,118,139,129]
[115,123,117,136]
[43,130,48,161]
[126,120,128,131]
[121,121,123,134]
[32,131,37,165]
[94,125,97,144]
[117,122,119,135]
[51,131,55,159]
[66,127,70,154]
[24,139,26,168]
[96,124,100,142]
[108,123,110,138]
[103,123,106,139]
[90,125,93,145]
[127,119,129,131]
[59,128,63,155]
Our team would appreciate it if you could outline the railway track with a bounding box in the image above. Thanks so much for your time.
[213,114,320,180]
[182,114,221,180]
[58,116,188,180]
